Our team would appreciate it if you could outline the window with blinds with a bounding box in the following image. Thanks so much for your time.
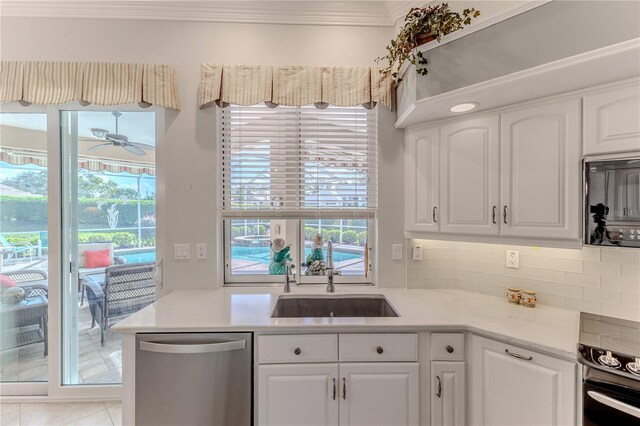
[219,104,378,218]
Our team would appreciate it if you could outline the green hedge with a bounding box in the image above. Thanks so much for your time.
[1,195,155,231]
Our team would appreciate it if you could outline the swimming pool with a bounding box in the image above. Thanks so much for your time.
[119,249,156,264]
[118,246,363,265]
[231,246,361,265]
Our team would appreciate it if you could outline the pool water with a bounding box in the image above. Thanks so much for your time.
[119,249,156,264]
[118,246,363,265]
[231,246,361,265]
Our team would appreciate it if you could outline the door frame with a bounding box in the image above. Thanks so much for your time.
[0,102,165,399]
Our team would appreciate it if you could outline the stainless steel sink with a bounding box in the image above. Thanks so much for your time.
[271,294,399,318]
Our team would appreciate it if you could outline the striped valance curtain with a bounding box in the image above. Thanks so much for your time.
[199,64,393,110]
[0,61,180,110]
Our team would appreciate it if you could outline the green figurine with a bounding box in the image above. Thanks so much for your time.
[269,238,292,275]
[305,234,326,275]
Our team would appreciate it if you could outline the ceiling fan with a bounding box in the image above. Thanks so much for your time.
[88,111,154,156]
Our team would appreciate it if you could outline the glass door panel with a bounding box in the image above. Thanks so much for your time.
[0,112,49,383]
[61,110,156,385]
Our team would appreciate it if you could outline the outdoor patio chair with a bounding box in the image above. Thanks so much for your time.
[0,235,34,262]
[84,262,155,345]
[0,269,48,355]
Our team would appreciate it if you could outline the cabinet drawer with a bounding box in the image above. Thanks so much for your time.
[257,334,337,364]
[339,333,418,362]
[431,333,464,361]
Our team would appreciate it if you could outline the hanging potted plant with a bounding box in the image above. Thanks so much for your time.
[376,3,480,84]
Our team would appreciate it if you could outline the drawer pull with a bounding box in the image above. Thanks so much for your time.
[294,347,302,355]
[376,346,384,354]
[505,348,532,361]
[446,345,454,353]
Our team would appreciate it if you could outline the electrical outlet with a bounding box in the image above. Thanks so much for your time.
[196,243,207,259]
[506,250,520,269]
[392,244,403,260]
[412,246,423,261]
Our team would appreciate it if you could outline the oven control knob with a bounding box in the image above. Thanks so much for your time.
[627,357,640,376]
[599,350,621,368]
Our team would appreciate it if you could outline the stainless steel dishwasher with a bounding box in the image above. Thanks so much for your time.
[136,332,252,425]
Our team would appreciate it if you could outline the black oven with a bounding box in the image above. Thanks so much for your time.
[582,365,640,425]
[584,154,640,247]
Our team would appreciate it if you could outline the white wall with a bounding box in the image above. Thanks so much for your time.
[408,240,640,321]
[0,17,406,292]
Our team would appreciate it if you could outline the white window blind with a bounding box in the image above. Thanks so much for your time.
[219,104,377,219]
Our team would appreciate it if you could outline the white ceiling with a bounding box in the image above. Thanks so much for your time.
[0,1,532,27]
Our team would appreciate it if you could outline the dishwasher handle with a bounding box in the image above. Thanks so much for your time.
[139,339,246,354]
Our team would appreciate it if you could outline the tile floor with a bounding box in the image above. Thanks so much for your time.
[0,304,122,384]
[0,401,121,426]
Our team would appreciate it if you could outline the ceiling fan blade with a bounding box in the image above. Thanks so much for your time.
[88,143,113,152]
[128,142,155,151]
[123,144,146,156]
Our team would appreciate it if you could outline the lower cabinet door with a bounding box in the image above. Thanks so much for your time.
[257,363,339,426]
[431,361,465,426]
[339,362,419,426]
[470,335,576,426]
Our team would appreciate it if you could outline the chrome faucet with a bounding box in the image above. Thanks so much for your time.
[325,241,340,292]
[284,262,295,293]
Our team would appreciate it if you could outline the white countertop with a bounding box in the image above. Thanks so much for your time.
[113,287,580,360]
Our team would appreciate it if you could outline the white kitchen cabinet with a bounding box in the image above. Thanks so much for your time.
[439,115,500,235]
[257,363,339,426]
[584,81,640,155]
[257,334,419,426]
[470,335,576,426]
[339,363,419,426]
[405,126,440,232]
[431,361,465,426]
[500,98,581,239]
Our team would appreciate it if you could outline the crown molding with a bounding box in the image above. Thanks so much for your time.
[0,1,398,27]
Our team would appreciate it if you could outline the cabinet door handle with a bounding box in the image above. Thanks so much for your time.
[342,377,346,400]
[492,206,496,224]
[436,375,442,398]
[505,348,533,361]
[432,206,438,223]
[503,205,508,224]
[332,378,336,400]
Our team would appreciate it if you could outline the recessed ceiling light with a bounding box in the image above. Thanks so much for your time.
[450,102,478,113]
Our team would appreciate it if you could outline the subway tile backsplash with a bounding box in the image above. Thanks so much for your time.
[408,240,640,321]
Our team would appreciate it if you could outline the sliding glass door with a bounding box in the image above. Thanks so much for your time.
[60,110,156,385]
[0,112,49,384]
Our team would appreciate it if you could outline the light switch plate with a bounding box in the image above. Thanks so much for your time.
[412,246,423,261]
[392,244,403,260]
[174,243,190,260]
[506,250,519,268]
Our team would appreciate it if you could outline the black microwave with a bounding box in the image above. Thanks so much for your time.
[584,154,640,248]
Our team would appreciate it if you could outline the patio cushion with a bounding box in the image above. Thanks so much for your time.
[0,274,18,289]
[85,249,112,268]
[78,242,114,268]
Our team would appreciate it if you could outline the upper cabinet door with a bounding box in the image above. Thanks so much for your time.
[440,115,500,235]
[584,81,640,155]
[405,126,440,233]
[500,99,581,239]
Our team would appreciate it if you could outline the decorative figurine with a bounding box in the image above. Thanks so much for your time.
[269,238,292,275]
[305,234,326,276]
